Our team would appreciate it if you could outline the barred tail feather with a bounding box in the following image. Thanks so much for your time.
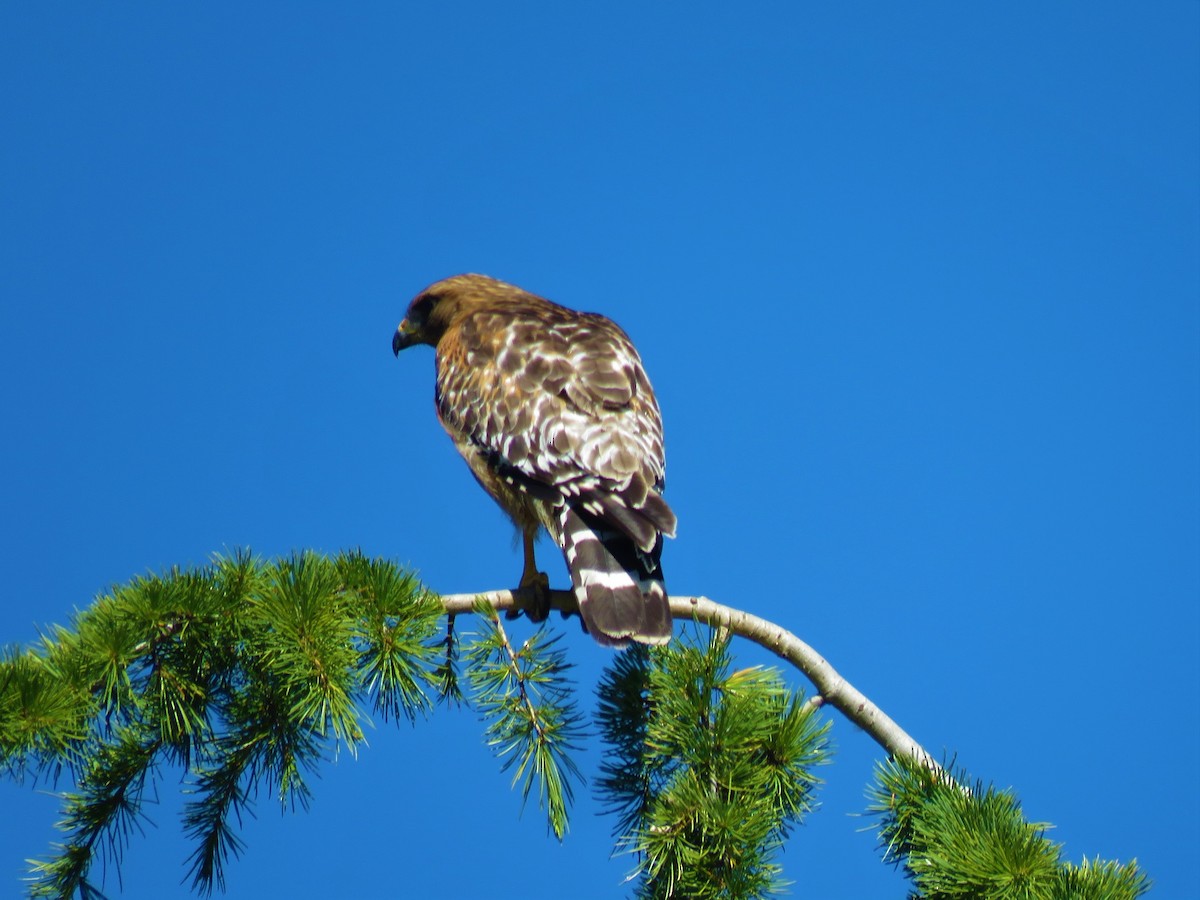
[559,506,672,647]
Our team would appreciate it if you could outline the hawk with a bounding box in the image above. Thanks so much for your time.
[392,274,675,647]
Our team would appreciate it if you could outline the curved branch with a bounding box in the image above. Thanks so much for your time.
[438,587,937,769]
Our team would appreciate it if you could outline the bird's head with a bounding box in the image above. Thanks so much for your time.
[392,290,436,355]
[393,273,516,356]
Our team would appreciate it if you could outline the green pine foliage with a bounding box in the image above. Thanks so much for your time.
[464,602,585,840]
[595,630,831,899]
[868,756,1151,900]
[0,551,1153,898]
[1,550,444,897]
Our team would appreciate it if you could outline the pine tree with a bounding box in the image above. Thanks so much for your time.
[0,551,1149,898]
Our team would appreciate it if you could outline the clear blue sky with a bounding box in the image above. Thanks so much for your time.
[1,3,1196,897]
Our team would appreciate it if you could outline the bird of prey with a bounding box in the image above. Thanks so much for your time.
[392,274,675,647]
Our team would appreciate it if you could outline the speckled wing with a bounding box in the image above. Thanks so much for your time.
[432,295,675,647]
[433,301,676,549]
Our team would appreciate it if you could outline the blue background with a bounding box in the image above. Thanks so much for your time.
[2,3,1196,897]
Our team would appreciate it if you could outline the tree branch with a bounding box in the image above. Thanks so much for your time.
[438,588,937,769]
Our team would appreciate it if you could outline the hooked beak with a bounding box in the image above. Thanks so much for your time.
[392,320,417,356]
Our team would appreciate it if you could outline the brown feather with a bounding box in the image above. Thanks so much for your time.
[394,274,675,646]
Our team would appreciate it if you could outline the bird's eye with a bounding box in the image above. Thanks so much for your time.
[409,295,434,326]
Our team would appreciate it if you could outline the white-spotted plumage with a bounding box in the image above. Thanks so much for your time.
[393,273,675,647]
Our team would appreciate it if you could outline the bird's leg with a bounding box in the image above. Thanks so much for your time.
[510,528,551,622]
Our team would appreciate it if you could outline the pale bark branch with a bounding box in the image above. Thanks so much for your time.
[437,587,937,769]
